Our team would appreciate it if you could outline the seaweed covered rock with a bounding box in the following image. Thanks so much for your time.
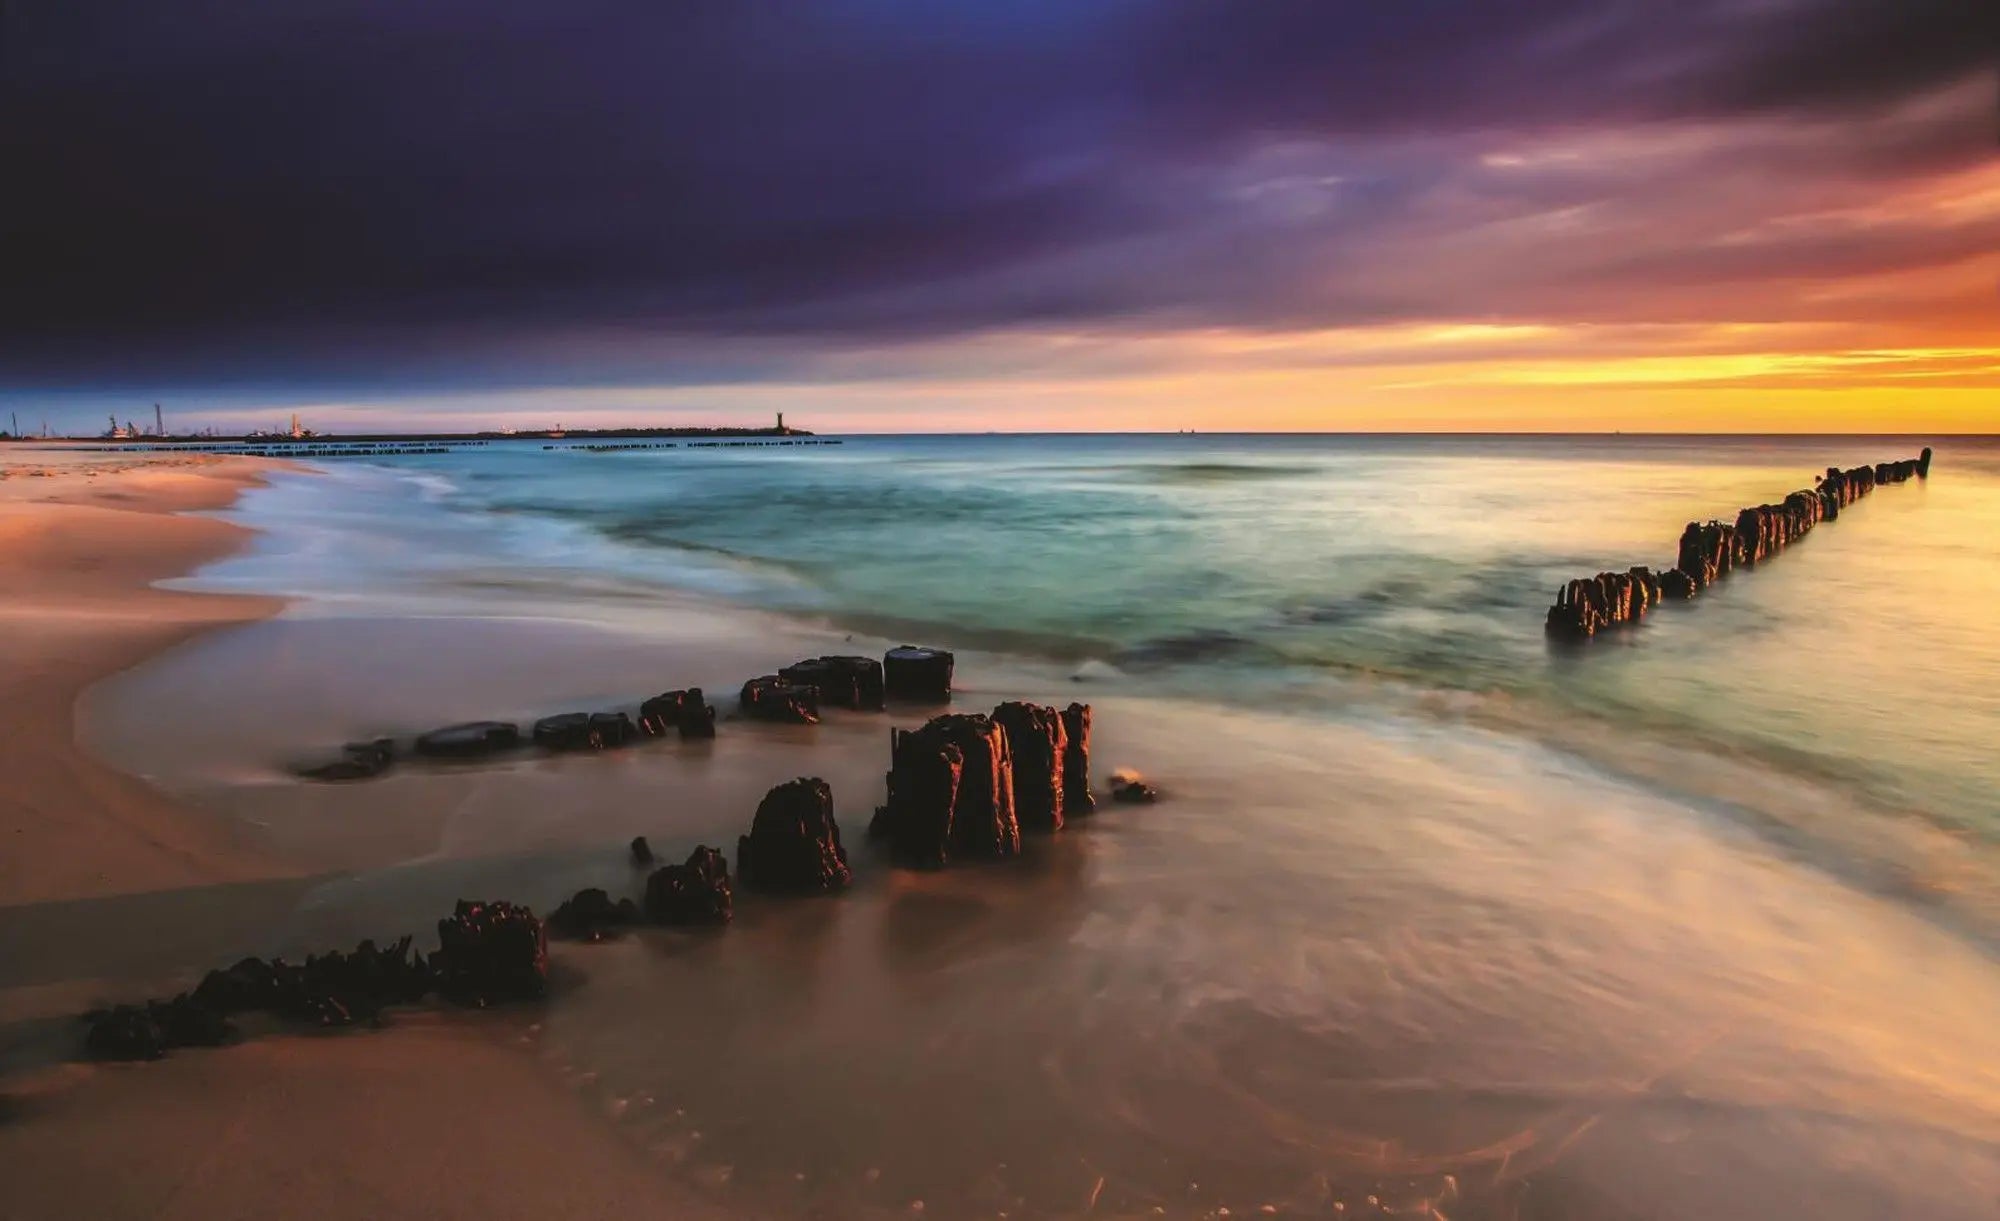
[872,713,1018,866]
[644,845,734,925]
[84,1004,170,1061]
[83,907,544,1060]
[548,888,642,941]
[883,645,954,703]
[414,720,521,759]
[188,938,434,1027]
[992,701,1068,832]
[739,675,821,725]
[1060,702,1094,817]
[304,937,435,1010]
[780,655,886,712]
[296,737,395,782]
[192,956,282,1013]
[433,901,548,1005]
[146,994,235,1048]
[737,778,850,892]
[639,688,716,739]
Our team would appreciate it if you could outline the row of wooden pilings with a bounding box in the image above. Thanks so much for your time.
[1546,448,1931,639]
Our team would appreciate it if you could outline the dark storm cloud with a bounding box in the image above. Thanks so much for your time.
[0,0,1992,387]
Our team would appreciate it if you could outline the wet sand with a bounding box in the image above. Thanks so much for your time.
[0,449,289,904]
[63,593,2000,1219]
[0,451,748,1221]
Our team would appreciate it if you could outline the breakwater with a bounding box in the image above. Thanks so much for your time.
[1546,448,1932,639]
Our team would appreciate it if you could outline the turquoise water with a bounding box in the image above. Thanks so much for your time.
[205,434,2000,839]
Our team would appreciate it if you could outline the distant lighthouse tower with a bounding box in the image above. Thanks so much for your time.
[776,411,785,434]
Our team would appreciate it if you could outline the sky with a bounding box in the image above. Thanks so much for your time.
[2,0,1996,435]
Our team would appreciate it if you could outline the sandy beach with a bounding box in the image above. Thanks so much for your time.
[0,451,745,1221]
[0,450,288,905]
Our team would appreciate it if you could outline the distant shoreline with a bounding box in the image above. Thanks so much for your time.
[8,429,1996,444]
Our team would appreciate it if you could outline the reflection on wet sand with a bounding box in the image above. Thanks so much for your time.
[62,604,2000,1220]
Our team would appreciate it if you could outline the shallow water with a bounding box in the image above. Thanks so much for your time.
[106,433,2000,1217]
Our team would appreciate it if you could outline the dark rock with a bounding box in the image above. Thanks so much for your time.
[780,655,886,711]
[1918,446,1933,478]
[737,778,851,892]
[871,713,1018,866]
[414,720,521,759]
[739,675,820,724]
[433,900,548,1005]
[1659,568,1698,600]
[883,645,953,703]
[630,835,655,866]
[1112,778,1160,804]
[991,701,1067,832]
[644,845,734,925]
[1060,702,1094,817]
[548,888,641,941]
[639,688,717,739]
[297,737,395,782]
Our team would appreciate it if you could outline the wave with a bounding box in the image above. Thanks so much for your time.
[1111,461,1322,485]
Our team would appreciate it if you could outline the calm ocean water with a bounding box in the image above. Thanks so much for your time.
[198,433,2000,837]
[154,432,2000,1218]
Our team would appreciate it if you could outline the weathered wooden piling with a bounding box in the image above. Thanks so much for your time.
[992,701,1068,832]
[883,645,954,702]
[740,674,821,724]
[1545,450,1932,640]
[1060,702,1094,817]
[779,655,886,711]
[639,688,716,739]
[871,712,1019,866]
[532,710,637,750]
[413,720,520,758]
[737,777,851,892]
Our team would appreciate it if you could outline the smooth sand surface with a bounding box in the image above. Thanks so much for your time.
[0,449,756,1221]
[0,449,289,904]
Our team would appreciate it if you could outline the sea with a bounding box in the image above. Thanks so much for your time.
[153,433,2000,1219]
